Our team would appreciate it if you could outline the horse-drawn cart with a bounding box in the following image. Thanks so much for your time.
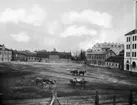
[69,78,87,89]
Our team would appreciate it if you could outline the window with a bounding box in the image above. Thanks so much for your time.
[133,36,135,41]
[126,52,130,57]
[133,44,134,49]
[132,52,136,57]
[127,44,130,49]
[135,36,137,41]
[127,37,129,42]
[132,52,134,57]
[129,37,131,42]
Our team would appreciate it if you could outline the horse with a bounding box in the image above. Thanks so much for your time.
[79,71,86,76]
[70,70,79,75]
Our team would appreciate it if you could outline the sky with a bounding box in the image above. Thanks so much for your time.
[0,0,135,52]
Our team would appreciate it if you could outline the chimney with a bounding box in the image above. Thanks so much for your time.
[135,0,137,28]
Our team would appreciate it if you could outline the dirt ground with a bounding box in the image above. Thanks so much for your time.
[0,61,137,105]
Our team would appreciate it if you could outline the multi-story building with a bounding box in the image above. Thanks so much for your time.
[86,48,116,66]
[124,29,137,72]
[92,42,124,55]
[124,0,137,72]
[0,44,12,62]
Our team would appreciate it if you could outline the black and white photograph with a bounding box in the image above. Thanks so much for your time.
[0,0,137,105]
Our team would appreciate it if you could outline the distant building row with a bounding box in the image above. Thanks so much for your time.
[86,42,124,70]
[0,45,71,63]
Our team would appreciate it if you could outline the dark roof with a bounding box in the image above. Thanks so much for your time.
[125,29,137,36]
[37,51,71,58]
[105,56,124,63]
[13,51,37,56]
[37,51,49,58]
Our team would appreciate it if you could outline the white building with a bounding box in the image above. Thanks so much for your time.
[124,29,137,72]
[124,0,137,72]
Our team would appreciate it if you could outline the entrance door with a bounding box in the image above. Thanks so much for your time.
[126,64,129,70]
[126,60,129,70]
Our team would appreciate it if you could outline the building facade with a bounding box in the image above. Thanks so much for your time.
[105,50,124,70]
[124,29,137,72]
[12,50,38,62]
[0,45,12,62]
[12,50,27,61]
[86,49,116,66]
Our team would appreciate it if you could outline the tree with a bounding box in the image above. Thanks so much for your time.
[78,50,86,61]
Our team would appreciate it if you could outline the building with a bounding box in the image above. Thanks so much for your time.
[124,0,137,72]
[12,50,38,62]
[37,49,71,62]
[92,42,124,55]
[105,50,124,70]
[25,51,37,62]
[0,44,12,62]
[124,29,137,72]
[86,49,116,66]
[12,50,27,61]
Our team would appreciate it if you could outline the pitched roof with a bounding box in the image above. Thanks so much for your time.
[125,29,137,36]
[14,51,37,56]
[37,51,71,58]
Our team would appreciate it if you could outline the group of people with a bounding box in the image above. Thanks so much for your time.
[35,77,56,89]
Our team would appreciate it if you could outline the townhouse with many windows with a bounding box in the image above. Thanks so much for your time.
[124,29,137,72]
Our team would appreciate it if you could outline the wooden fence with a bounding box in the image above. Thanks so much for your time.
[94,90,137,105]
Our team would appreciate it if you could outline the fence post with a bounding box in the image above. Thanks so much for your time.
[113,94,116,105]
[129,89,133,105]
[95,90,99,105]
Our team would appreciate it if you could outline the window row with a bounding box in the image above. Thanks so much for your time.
[126,52,137,57]
[127,36,137,42]
[126,44,137,49]
[87,55,105,59]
